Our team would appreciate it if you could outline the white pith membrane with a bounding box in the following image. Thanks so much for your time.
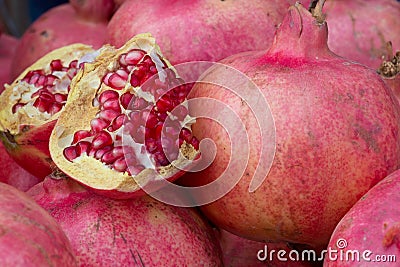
[50,34,199,193]
[0,44,100,134]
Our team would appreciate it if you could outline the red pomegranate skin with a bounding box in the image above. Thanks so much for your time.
[28,177,224,266]
[0,121,56,179]
[217,229,316,267]
[69,0,116,22]
[302,0,400,69]
[182,3,400,250]
[107,0,294,65]
[385,76,400,103]
[0,142,41,191]
[0,181,77,266]
[0,33,18,93]
[11,4,106,79]
[324,169,400,266]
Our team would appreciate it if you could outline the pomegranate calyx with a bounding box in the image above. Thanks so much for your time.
[309,0,326,24]
[267,2,330,61]
[378,50,400,79]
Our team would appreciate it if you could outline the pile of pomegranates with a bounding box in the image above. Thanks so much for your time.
[0,0,400,265]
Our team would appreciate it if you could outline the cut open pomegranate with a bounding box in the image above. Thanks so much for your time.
[50,34,199,198]
[0,44,100,178]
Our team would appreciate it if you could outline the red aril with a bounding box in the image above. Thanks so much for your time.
[0,181,77,266]
[11,4,107,80]
[0,44,98,179]
[49,33,199,198]
[27,176,223,266]
[107,0,295,65]
[324,169,400,266]
[182,1,400,250]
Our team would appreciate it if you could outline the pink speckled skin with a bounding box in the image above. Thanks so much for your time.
[217,229,315,267]
[384,75,400,104]
[0,182,77,266]
[11,4,107,80]
[324,169,400,266]
[302,0,400,69]
[70,0,115,23]
[181,3,400,250]
[0,33,17,93]
[107,0,295,65]
[28,177,223,266]
[0,142,41,191]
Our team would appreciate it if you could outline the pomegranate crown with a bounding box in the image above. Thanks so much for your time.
[268,0,330,59]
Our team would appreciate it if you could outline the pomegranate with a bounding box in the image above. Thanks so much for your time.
[11,4,107,80]
[378,44,400,103]
[324,169,400,266]
[182,1,400,249]
[0,142,41,191]
[0,31,18,93]
[107,0,294,65]
[69,0,116,22]
[217,229,316,266]
[303,0,400,69]
[0,44,98,179]
[113,0,127,8]
[49,33,199,198]
[27,176,223,266]
[0,181,77,266]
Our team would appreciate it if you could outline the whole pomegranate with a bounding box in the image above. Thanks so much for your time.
[0,181,77,266]
[27,177,223,266]
[0,142,41,191]
[324,169,400,266]
[0,31,18,93]
[11,4,107,79]
[0,43,97,179]
[303,0,400,69]
[49,33,199,198]
[107,0,294,65]
[182,1,400,250]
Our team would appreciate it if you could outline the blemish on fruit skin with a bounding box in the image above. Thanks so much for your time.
[40,31,49,38]
[382,222,400,249]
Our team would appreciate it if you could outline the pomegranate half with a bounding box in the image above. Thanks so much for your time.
[182,1,400,249]
[0,44,97,178]
[49,33,199,198]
